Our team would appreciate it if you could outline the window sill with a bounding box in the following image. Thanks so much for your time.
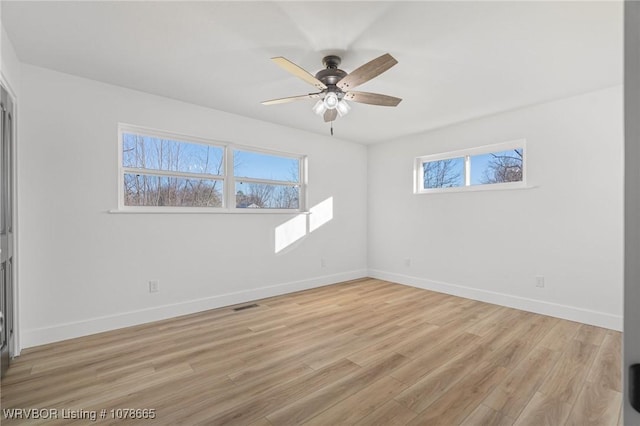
[415,183,537,195]
[108,208,310,215]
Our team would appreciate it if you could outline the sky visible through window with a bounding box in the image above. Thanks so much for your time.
[234,150,300,209]
[422,148,523,189]
[472,149,523,185]
[469,153,494,185]
[121,131,302,209]
[234,150,299,183]
[122,134,300,183]
[122,133,224,175]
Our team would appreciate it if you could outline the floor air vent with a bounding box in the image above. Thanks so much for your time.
[233,303,259,312]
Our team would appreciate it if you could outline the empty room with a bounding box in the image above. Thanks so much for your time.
[0,1,632,425]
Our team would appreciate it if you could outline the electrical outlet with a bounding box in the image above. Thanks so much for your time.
[149,280,159,293]
[535,276,545,288]
[404,258,411,267]
[320,258,327,268]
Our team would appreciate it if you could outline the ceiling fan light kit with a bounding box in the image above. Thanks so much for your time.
[323,92,339,109]
[262,53,402,130]
[312,99,327,115]
[336,99,351,117]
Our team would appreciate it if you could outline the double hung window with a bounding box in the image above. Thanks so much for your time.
[119,125,305,211]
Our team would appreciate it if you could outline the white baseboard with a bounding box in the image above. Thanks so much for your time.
[21,269,368,349]
[368,269,622,331]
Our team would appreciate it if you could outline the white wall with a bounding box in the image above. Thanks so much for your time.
[19,65,368,348]
[368,86,623,330]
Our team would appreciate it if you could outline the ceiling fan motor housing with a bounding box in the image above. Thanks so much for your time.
[316,55,347,88]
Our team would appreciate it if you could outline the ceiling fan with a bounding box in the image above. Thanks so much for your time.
[262,53,402,123]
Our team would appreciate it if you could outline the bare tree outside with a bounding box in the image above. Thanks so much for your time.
[481,149,523,184]
[270,162,300,208]
[123,134,224,207]
[123,134,302,209]
[423,158,463,188]
[271,185,299,208]
[235,159,300,209]
[235,183,298,209]
[236,183,274,208]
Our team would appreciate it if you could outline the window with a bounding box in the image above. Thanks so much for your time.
[422,157,465,189]
[121,132,224,207]
[469,149,523,185]
[118,125,306,211]
[415,140,525,193]
[234,150,301,209]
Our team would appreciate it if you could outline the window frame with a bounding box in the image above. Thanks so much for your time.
[414,139,527,194]
[117,124,307,213]
[230,147,306,211]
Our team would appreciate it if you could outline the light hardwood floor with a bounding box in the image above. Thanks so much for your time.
[1,279,622,425]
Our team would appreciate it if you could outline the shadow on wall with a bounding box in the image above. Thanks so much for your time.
[275,197,334,253]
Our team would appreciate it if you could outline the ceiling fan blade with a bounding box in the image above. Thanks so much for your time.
[262,93,322,106]
[337,53,398,91]
[324,109,338,122]
[343,91,402,107]
[271,57,327,90]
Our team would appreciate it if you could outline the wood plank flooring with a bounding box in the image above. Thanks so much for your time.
[0,278,622,425]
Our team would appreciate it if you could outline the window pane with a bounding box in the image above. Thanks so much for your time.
[470,149,523,185]
[423,157,464,189]
[124,173,223,207]
[234,150,299,182]
[122,133,224,176]
[235,182,299,209]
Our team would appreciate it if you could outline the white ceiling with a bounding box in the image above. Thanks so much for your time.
[2,1,623,144]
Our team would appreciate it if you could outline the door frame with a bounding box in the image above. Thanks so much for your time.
[0,72,19,358]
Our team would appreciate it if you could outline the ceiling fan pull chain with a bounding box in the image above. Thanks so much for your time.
[331,121,334,136]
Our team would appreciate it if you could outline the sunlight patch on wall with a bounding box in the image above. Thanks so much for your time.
[275,214,307,253]
[309,197,333,233]
[274,197,334,253]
